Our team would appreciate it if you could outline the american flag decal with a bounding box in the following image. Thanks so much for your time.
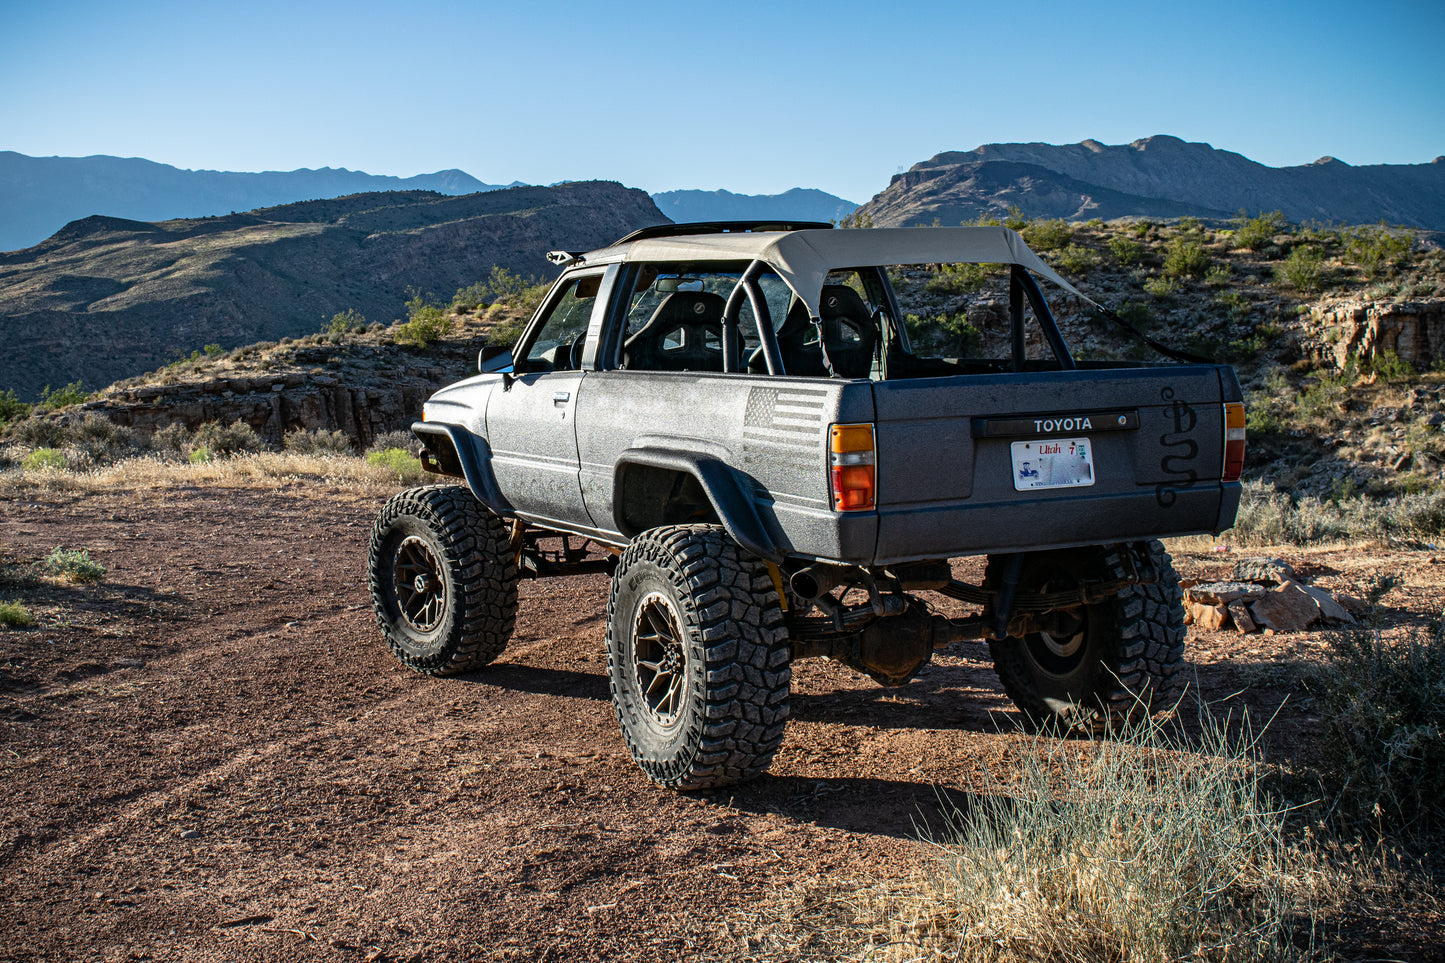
[743,386,827,455]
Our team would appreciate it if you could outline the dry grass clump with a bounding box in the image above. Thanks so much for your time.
[1308,621,1445,836]
[1225,480,1445,547]
[0,450,418,500]
[846,713,1325,963]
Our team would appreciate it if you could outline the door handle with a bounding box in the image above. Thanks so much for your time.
[553,391,570,405]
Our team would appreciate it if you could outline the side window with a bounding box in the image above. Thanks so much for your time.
[618,265,736,373]
[521,274,600,372]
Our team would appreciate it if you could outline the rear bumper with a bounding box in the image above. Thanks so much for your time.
[866,483,1238,565]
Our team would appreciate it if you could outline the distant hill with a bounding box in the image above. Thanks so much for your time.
[0,151,522,252]
[0,183,663,399]
[859,135,1445,229]
[652,187,857,225]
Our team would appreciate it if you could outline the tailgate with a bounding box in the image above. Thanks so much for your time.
[870,366,1241,565]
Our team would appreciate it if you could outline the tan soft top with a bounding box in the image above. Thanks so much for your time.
[584,226,1090,318]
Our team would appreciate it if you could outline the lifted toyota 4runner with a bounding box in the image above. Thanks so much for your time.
[368,220,1246,790]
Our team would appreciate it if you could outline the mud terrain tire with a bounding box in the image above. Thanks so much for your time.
[369,485,518,676]
[606,525,791,790]
[987,540,1184,733]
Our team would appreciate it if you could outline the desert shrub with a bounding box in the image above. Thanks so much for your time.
[366,430,420,455]
[1234,210,1289,251]
[283,427,354,456]
[1345,224,1413,278]
[905,313,982,357]
[36,381,90,411]
[1023,217,1071,251]
[22,449,67,472]
[925,262,995,295]
[0,390,31,427]
[1055,243,1099,274]
[1309,620,1445,836]
[1277,245,1325,293]
[1370,351,1415,382]
[42,547,105,583]
[322,308,366,334]
[366,447,424,484]
[149,423,192,456]
[1143,276,1180,298]
[8,415,67,449]
[860,710,1308,963]
[1163,237,1211,279]
[188,448,212,464]
[190,420,262,456]
[1108,234,1145,265]
[1003,206,1029,232]
[71,414,135,466]
[0,600,33,627]
[394,291,453,348]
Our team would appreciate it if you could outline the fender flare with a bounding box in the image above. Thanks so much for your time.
[410,421,514,516]
[613,447,782,564]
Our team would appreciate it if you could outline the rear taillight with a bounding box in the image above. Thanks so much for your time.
[1222,402,1246,482]
[829,423,876,511]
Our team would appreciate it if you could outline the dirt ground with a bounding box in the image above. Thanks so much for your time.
[1,484,1442,962]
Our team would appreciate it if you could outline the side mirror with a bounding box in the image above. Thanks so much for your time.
[478,344,514,374]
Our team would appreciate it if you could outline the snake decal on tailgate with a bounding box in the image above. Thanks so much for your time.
[1155,386,1199,507]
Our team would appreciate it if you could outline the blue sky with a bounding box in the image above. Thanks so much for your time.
[2,0,1441,203]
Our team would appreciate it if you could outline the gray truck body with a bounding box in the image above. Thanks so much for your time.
[416,225,1243,571]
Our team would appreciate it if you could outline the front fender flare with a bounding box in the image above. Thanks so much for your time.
[411,421,514,517]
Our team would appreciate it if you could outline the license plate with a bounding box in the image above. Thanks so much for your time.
[1010,438,1095,491]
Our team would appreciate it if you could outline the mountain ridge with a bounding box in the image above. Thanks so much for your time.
[0,151,521,252]
[0,183,664,399]
[860,135,1445,229]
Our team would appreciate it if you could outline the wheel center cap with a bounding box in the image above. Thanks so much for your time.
[413,575,429,593]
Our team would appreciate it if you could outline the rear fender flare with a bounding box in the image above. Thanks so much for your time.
[613,448,782,564]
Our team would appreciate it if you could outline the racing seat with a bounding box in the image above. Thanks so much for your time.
[623,291,730,372]
[766,285,878,377]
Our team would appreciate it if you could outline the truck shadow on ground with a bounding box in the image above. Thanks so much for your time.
[716,774,980,841]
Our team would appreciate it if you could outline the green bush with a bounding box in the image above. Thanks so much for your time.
[1233,210,1288,251]
[190,420,262,455]
[322,308,366,334]
[904,313,983,358]
[1370,350,1416,382]
[1163,237,1211,279]
[395,291,453,348]
[925,262,995,295]
[0,600,33,627]
[188,447,212,464]
[1023,217,1072,251]
[36,381,90,411]
[1309,620,1445,835]
[1143,276,1180,299]
[22,448,67,471]
[1345,224,1413,278]
[0,389,31,427]
[366,447,424,484]
[1107,234,1145,265]
[43,547,105,583]
[1277,245,1325,293]
[283,427,354,456]
[1055,243,1099,274]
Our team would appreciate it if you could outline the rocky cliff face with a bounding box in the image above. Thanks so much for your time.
[860,135,1445,229]
[0,183,666,400]
[75,333,485,448]
[1310,299,1445,372]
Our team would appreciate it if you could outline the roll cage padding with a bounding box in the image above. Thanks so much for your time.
[411,421,514,516]
[613,447,783,563]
